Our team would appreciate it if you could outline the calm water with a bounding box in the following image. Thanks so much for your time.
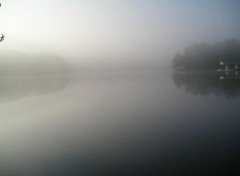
[0,70,239,175]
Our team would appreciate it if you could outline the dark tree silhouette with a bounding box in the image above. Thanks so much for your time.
[172,39,240,70]
[0,34,5,42]
[0,3,5,43]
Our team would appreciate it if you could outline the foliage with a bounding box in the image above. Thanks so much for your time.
[0,51,70,75]
[172,39,240,70]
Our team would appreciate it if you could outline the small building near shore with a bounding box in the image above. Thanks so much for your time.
[220,61,240,71]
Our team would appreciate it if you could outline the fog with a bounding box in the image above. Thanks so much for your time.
[1,1,240,175]
[1,0,240,66]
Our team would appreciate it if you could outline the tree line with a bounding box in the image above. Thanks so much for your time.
[172,39,240,70]
[0,51,70,75]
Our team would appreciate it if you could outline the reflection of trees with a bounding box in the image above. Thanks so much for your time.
[0,75,75,102]
[172,71,240,98]
[0,51,76,102]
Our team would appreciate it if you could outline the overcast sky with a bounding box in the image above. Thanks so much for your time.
[0,0,240,64]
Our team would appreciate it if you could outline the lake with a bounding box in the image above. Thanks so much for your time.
[0,70,239,175]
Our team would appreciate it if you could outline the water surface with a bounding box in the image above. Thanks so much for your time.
[0,70,239,175]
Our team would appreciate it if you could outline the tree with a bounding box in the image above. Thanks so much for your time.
[0,2,5,43]
[172,39,240,70]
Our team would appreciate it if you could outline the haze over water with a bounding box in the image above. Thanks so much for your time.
[0,0,240,175]
[1,71,240,175]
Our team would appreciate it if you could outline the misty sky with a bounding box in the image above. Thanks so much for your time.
[0,0,240,63]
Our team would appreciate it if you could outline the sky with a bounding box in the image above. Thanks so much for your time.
[0,0,240,64]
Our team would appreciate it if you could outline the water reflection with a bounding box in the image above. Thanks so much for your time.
[0,70,240,175]
[172,70,240,97]
[0,70,161,103]
[0,75,75,103]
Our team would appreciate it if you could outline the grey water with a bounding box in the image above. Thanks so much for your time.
[0,70,239,175]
